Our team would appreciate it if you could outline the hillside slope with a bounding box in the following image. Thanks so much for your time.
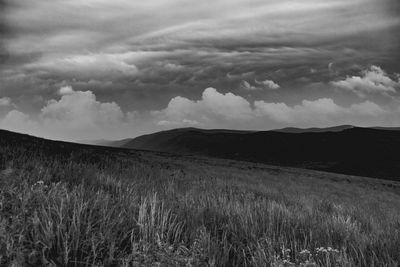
[123,127,400,180]
[1,128,400,266]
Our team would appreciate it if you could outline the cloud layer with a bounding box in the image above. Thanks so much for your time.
[1,1,400,139]
[155,87,394,129]
[332,66,400,97]
[2,81,400,141]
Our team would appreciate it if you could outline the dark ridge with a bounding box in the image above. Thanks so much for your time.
[91,125,400,147]
[123,126,400,181]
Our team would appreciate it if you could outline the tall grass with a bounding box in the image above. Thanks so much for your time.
[0,134,399,266]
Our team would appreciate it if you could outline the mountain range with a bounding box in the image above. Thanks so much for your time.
[3,125,400,181]
[95,125,400,180]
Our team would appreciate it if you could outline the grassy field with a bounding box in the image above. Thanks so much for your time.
[0,131,400,266]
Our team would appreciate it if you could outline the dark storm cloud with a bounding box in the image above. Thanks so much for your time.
[1,0,400,140]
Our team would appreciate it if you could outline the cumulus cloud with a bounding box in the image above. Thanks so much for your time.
[201,88,253,120]
[153,87,253,126]
[58,86,74,95]
[241,80,258,91]
[41,88,124,129]
[255,98,345,123]
[0,97,13,107]
[0,110,39,135]
[255,79,280,90]
[332,65,399,97]
[0,97,17,113]
[154,87,393,128]
[0,86,127,140]
[254,98,387,124]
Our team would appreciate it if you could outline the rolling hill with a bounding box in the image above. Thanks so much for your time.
[1,128,400,266]
[122,126,400,181]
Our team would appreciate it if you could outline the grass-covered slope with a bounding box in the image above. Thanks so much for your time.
[0,129,400,266]
[123,127,400,181]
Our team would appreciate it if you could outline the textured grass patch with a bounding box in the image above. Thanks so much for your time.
[0,134,399,266]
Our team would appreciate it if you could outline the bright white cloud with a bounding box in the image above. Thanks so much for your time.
[0,86,127,140]
[0,110,40,135]
[58,86,74,95]
[201,88,253,120]
[241,79,280,91]
[241,80,258,91]
[332,65,399,97]
[255,79,280,90]
[256,98,342,124]
[254,98,387,124]
[153,87,253,126]
[41,88,124,128]
[154,88,393,128]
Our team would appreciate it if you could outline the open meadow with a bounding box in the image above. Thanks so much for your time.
[1,130,400,266]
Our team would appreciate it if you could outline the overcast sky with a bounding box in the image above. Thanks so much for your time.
[1,0,400,141]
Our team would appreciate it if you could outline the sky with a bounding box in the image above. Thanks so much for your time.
[1,0,400,141]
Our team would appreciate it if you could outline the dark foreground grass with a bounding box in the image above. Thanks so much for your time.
[0,132,399,266]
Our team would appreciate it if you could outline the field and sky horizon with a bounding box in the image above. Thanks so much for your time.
[1,0,400,141]
[1,0,400,266]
